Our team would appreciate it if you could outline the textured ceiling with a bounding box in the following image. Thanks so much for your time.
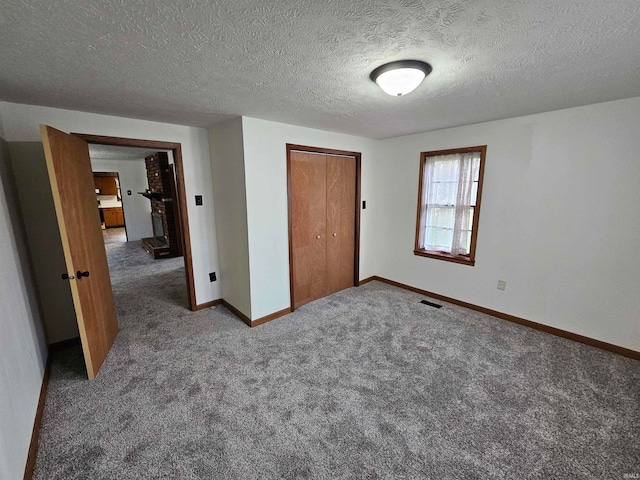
[1,0,639,139]
[89,144,167,160]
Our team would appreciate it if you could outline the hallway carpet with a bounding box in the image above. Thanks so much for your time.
[34,242,639,479]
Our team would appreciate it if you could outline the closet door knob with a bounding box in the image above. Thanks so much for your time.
[316,235,321,239]
[332,233,337,237]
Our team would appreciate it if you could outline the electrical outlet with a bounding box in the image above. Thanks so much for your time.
[497,280,506,291]
[209,272,217,282]
[195,195,203,206]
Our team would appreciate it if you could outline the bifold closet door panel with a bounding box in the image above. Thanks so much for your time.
[290,151,328,308]
[326,155,356,294]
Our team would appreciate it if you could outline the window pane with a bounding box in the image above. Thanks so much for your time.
[460,207,473,231]
[471,158,480,181]
[425,227,453,252]
[430,181,456,205]
[427,206,455,228]
[433,158,458,182]
[461,230,472,254]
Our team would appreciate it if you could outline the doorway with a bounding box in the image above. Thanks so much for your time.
[75,133,197,311]
[40,127,198,379]
[92,171,128,244]
[286,144,362,309]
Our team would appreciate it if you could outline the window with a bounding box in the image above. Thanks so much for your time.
[414,146,486,266]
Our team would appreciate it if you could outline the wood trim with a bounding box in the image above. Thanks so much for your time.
[413,249,475,266]
[220,300,291,327]
[354,154,362,286]
[72,133,197,311]
[23,355,51,480]
[221,300,252,327]
[168,164,183,256]
[368,276,640,361]
[414,145,487,266]
[49,336,81,351]
[418,145,487,157]
[286,147,295,313]
[72,134,180,151]
[287,143,361,158]
[358,276,377,285]
[252,307,292,327]
[286,144,362,311]
[194,298,223,311]
[414,147,427,258]
[171,144,196,310]
[92,172,118,177]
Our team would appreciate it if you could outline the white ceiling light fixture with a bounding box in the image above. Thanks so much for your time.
[370,60,433,97]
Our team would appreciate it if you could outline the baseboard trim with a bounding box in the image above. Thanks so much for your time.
[49,336,80,351]
[221,300,292,328]
[367,276,640,361]
[221,300,252,327]
[194,299,223,311]
[358,276,377,285]
[252,307,292,327]
[23,354,51,480]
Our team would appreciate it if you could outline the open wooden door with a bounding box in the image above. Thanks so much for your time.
[40,125,118,379]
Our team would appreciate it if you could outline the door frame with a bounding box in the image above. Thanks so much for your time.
[73,133,197,311]
[286,143,362,311]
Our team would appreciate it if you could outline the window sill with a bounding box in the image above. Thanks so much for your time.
[413,249,475,266]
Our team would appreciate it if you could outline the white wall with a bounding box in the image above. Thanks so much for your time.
[0,136,48,480]
[3,98,637,352]
[371,97,640,351]
[90,158,153,242]
[208,118,251,317]
[0,101,221,305]
[8,142,78,343]
[241,117,377,319]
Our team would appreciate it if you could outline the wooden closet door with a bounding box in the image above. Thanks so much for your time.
[326,155,356,294]
[290,151,328,307]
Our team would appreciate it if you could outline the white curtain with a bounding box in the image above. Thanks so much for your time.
[421,152,479,255]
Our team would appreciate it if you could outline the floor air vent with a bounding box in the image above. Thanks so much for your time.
[420,300,442,309]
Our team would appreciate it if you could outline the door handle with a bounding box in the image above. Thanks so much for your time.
[76,271,90,278]
[332,233,337,237]
[61,273,75,280]
[316,235,321,239]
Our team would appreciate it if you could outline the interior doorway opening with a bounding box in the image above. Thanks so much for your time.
[77,133,197,311]
[40,126,198,379]
[92,171,128,244]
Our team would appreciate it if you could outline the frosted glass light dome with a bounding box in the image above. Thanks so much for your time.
[370,60,432,97]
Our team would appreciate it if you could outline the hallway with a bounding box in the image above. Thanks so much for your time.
[102,227,127,244]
